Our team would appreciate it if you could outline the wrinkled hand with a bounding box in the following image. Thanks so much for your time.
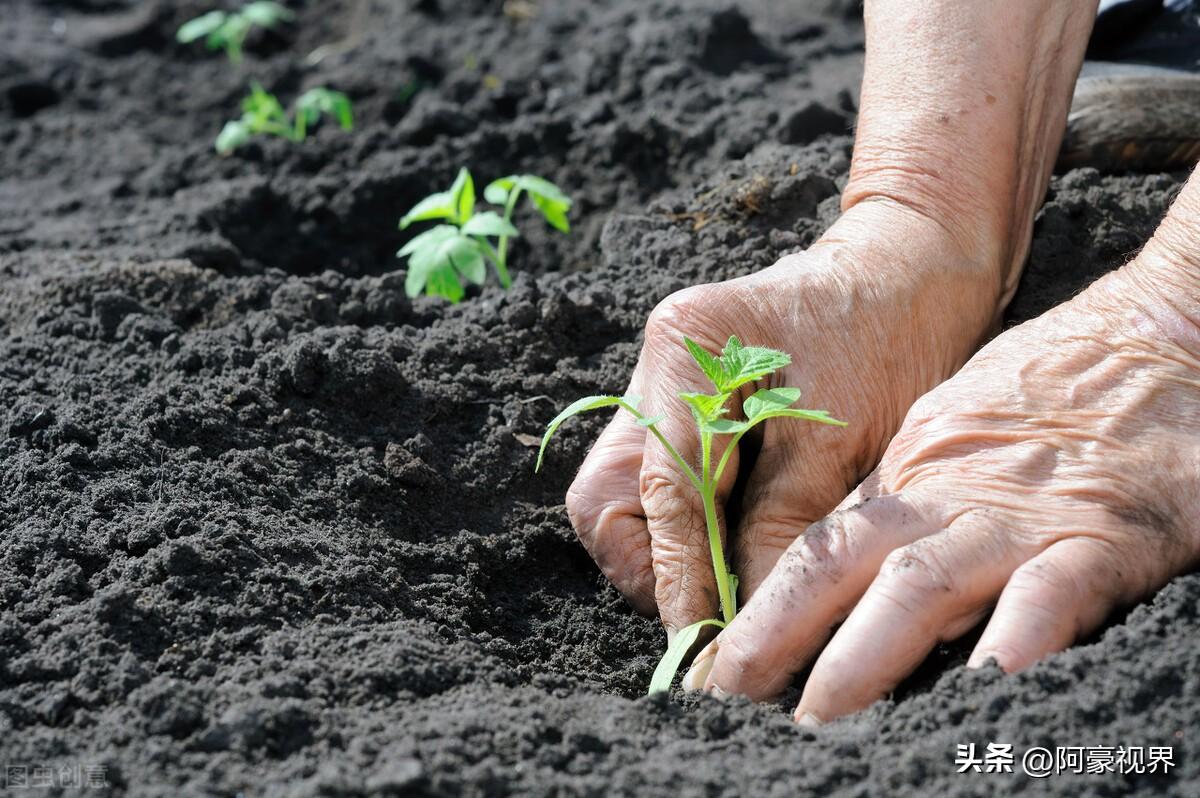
[566,200,1004,635]
[691,259,1200,723]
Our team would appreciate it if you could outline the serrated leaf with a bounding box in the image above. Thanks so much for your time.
[483,179,511,205]
[718,336,791,391]
[748,408,848,427]
[215,120,251,154]
[537,395,640,471]
[450,168,475,224]
[679,392,730,425]
[743,387,801,422]
[399,191,456,229]
[177,10,227,42]
[648,618,725,695]
[684,338,726,391]
[461,211,519,238]
[241,1,294,26]
[701,418,750,435]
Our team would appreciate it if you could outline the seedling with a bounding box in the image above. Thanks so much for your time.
[536,336,846,694]
[398,168,571,303]
[216,84,353,154]
[177,1,294,64]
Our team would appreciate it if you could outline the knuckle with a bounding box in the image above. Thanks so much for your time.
[639,467,696,519]
[713,632,765,683]
[878,543,956,604]
[785,514,854,577]
[644,285,721,344]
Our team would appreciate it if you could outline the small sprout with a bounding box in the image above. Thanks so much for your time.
[216,84,353,154]
[398,169,572,303]
[537,336,847,695]
[177,1,294,64]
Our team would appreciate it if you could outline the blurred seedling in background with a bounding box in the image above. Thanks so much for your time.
[216,84,353,154]
[398,168,571,303]
[177,1,294,64]
[536,336,846,694]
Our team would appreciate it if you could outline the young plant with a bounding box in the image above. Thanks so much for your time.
[216,84,353,154]
[536,336,847,694]
[177,1,294,64]
[398,168,571,303]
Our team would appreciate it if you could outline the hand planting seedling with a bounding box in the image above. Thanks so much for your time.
[216,84,353,154]
[537,336,846,694]
[177,1,294,64]
[398,169,571,303]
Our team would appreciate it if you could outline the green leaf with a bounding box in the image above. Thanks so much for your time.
[177,11,227,43]
[537,395,640,471]
[531,193,570,233]
[460,211,519,238]
[403,230,485,299]
[701,418,749,435]
[746,408,848,427]
[424,264,465,303]
[241,1,295,27]
[637,414,665,427]
[648,618,725,695]
[718,336,791,392]
[684,338,726,391]
[450,168,475,224]
[743,387,801,422]
[483,178,511,205]
[679,392,730,425]
[215,120,251,154]
[397,224,458,257]
[513,174,570,204]
[399,191,456,229]
[295,88,354,131]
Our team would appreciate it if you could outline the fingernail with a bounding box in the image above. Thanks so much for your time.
[708,684,729,700]
[795,711,823,728]
[665,626,677,646]
[681,647,716,691]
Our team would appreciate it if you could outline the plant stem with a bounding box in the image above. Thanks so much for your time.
[702,483,735,624]
[494,187,522,289]
[700,431,735,623]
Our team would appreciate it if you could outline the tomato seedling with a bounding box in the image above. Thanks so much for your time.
[398,168,571,303]
[177,1,294,64]
[537,335,846,694]
[216,84,353,154]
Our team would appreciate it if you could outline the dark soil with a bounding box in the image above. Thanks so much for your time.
[1,1,1196,796]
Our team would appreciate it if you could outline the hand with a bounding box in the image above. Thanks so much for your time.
[690,252,1200,723]
[565,199,1005,634]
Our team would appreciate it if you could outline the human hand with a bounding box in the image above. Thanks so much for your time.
[565,199,1005,635]
[689,241,1200,722]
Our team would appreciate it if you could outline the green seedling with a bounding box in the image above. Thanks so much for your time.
[177,1,294,64]
[536,336,847,694]
[216,84,353,154]
[398,168,571,303]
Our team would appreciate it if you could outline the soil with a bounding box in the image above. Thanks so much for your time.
[1,1,1196,796]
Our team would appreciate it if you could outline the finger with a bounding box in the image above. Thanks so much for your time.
[697,490,941,700]
[733,431,851,600]
[794,511,1027,724]
[566,407,655,615]
[966,537,1130,672]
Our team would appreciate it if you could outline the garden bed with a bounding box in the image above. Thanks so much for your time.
[1,0,1196,795]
